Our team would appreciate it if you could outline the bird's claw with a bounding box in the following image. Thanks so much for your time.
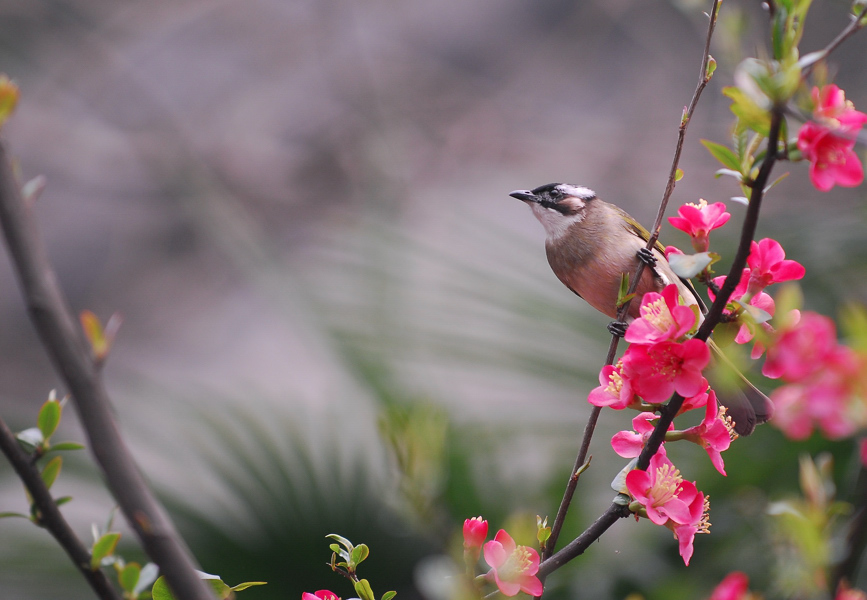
[637,247,657,267]
[607,320,628,338]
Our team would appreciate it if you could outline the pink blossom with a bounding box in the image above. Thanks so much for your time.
[611,412,664,458]
[681,390,734,475]
[762,311,838,381]
[745,239,805,296]
[709,572,750,600]
[708,271,774,353]
[797,85,867,192]
[588,359,636,409]
[302,591,340,600]
[836,583,867,600]
[482,530,543,597]
[622,339,710,403]
[625,285,698,345]
[463,516,488,551]
[626,450,705,527]
[668,199,731,252]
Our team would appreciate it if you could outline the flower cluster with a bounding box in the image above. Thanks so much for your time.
[797,85,867,192]
[761,310,867,440]
[587,283,732,565]
[302,591,340,600]
[625,448,710,565]
[462,517,543,597]
[709,238,805,350]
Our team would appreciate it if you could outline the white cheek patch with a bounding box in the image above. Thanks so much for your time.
[529,203,585,239]
[558,185,596,201]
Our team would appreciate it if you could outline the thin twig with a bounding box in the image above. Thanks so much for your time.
[540,0,721,564]
[801,6,867,79]
[0,417,122,600]
[0,141,214,600]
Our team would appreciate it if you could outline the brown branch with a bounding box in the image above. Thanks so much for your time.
[0,417,122,600]
[0,141,214,600]
[540,0,721,564]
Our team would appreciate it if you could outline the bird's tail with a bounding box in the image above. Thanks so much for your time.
[708,339,774,436]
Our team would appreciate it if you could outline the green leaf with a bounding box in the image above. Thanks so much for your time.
[350,543,369,569]
[37,399,61,442]
[700,139,742,172]
[119,562,141,594]
[326,533,354,552]
[382,592,397,600]
[41,456,63,490]
[705,55,717,80]
[90,532,121,570]
[0,75,18,128]
[230,581,268,592]
[355,579,376,600]
[723,86,770,136]
[674,168,684,182]
[151,576,174,600]
[0,512,29,519]
[54,496,73,507]
[46,442,85,453]
[207,578,233,599]
[80,310,109,360]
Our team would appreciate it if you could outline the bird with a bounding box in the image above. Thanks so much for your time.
[509,182,772,435]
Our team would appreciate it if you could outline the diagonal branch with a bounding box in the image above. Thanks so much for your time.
[0,141,214,600]
[0,417,122,600]
[541,0,721,564]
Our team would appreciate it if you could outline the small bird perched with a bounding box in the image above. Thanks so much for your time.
[510,182,771,435]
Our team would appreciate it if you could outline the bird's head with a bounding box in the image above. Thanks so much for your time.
[509,183,597,239]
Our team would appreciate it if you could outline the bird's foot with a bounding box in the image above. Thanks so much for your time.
[637,247,657,267]
[607,320,628,338]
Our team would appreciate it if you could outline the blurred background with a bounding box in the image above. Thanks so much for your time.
[0,0,866,598]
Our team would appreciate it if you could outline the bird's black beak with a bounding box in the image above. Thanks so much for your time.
[509,190,538,203]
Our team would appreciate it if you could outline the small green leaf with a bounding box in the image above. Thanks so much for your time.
[46,442,85,453]
[328,543,342,554]
[90,532,121,570]
[674,168,684,182]
[705,55,717,79]
[41,456,63,490]
[355,579,376,600]
[350,543,370,569]
[382,592,397,600]
[119,562,141,594]
[230,581,268,592]
[0,75,19,128]
[207,578,233,599]
[0,512,29,519]
[151,576,174,600]
[37,399,61,441]
[54,496,73,507]
[700,139,741,171]
[326,533,354,552]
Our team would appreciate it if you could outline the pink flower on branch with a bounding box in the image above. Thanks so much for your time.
[463,516,488,551]
[745,238,805,296]
[588,359,637,409]
[611,412,668,458]
[709,572,750,600]
[482,530,543,597]
[679,390,734,475]
[622,339,710,404]
[302,591,340,600]
[625,285,698,345]
[668,199,731,253]
[797,85,867,192]
[626,450,705,527]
